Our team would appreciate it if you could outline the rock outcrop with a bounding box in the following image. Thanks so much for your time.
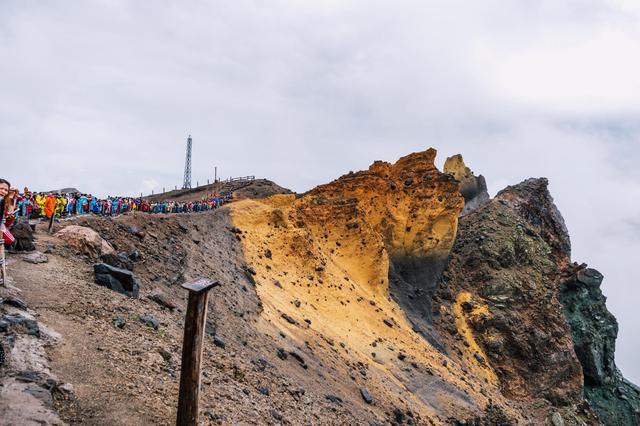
[443,154,490,216]
[230,149,523,423]
[560,266,640,425]
[434,178,586,408]
[434,176,638,424]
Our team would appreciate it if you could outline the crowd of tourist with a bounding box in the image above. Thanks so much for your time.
[1,179,232,285]
[6,186,230,220]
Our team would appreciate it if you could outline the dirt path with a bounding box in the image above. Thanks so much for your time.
[8,231,182,425]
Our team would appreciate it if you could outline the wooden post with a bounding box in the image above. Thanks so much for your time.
[176,278,220,426]
[47,212,55,234]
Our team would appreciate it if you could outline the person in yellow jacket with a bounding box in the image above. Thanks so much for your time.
[35,193,45,217]
[55,195,66,217]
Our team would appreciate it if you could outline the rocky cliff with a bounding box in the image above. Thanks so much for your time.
[231,149,639,424]
[560,267,640,425]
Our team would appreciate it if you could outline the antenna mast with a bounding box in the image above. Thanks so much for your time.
[182,134,192,189]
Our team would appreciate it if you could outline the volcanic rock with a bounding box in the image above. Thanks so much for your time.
[444,154,490,216]
[148,293,176,310]
[139,314,159,330]
[560,267,640,424]
[22,252,48,264]
[56,225,115,259]
[93,263,140,298]
[435,178,582,404]
[9,219,36,252]
[360,388,374,404]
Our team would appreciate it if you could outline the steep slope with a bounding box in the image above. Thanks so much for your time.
[229,149,531,423]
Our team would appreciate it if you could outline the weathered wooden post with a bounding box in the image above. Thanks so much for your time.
[176,278,220,426]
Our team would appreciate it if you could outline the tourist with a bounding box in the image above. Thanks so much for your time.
[1,178,17,286]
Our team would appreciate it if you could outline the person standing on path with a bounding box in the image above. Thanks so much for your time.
[0,178,17,286]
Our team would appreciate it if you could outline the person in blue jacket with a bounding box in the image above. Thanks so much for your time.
[76,194,88,215]
[89,196,97,214]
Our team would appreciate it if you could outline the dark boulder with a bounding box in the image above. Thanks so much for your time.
[100,252,134,271]
[0,313,40,337]
[93,263,140,298]
[1,296,27,310]
[9,219,36,252]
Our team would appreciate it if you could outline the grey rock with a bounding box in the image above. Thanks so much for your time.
[139,314,159,330]
[550,412,564,426]
[213,336,226,349]
[1,296,27,310]
[326,394,343,404]
[22,252,48,264]
[113,317,126,329]
[148,293,176,310]
[281,313,297,325]
[93,263,140,298]
[270,409,283,421]
[360,388,374,404]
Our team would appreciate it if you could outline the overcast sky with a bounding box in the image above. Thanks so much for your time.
[1,0,639,383]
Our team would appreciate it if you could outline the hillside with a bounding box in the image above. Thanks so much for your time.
[144,179,292,203]
[1,148,637,425]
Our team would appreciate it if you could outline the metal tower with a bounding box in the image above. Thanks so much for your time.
[182,134,193,189]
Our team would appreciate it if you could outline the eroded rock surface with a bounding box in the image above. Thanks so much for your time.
[230,149,524,423]
[443,154,490,216]
[434,178,585,407]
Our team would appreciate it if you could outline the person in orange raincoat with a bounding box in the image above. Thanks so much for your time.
[44,194,57,219]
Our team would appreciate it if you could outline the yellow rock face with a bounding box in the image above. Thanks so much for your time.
[229,149,509,421]
[443,154,472,182]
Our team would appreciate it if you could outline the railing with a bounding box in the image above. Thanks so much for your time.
[227,176,255,183]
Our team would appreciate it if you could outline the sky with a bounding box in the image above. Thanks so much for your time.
[1,0,639,383]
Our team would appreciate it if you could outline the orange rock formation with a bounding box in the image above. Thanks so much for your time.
[229,149,516,422]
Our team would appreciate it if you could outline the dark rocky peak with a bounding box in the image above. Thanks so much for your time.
[495,177,571,259]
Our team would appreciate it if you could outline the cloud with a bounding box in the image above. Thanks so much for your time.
[0,0,639,382]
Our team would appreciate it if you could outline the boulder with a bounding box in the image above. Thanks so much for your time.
[93,263,140,298]
[55,226,115,259]
[9,219,36,252]
[101,252,134,271]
